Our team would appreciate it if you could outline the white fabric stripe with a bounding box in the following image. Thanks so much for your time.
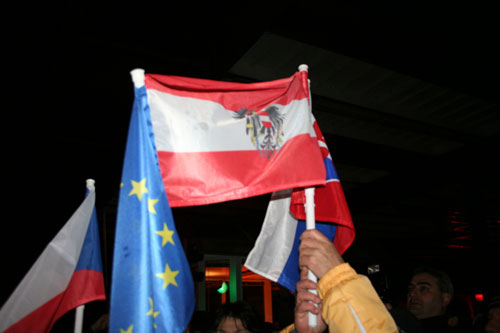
[347,302,367,333]
[317,140,328,149]
[244,189,297,282]
[0,191,95,331]
[148,90,314,152]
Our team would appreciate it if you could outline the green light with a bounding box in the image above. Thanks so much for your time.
[217,282,228,294]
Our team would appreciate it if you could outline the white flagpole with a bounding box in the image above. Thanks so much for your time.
[299,64,319,328]
[73,179,95,333]
[130,68,145,88]
[305,187,318,327]
[73,306,84,333]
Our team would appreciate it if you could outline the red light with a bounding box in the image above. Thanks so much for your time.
[475,294,484,301]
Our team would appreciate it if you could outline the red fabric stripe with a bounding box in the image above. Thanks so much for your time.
[145,71,309,112]
[159,134,325,207]
[5,270,105,333]
[290,181,355,255]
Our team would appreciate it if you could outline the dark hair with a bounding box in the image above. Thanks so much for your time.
[488,295,500,310]
[412,266,454,297]
[212,301,263,332]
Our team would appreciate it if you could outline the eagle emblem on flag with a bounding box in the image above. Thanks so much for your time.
[233,105,284,159]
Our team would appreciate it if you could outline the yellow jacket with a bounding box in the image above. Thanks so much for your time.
[282,263,398,332]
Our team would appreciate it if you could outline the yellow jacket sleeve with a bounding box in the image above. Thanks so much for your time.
[317,263,398,333]
[280,323,296,332]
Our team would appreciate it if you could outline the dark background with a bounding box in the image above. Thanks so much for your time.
[4,3,500,328]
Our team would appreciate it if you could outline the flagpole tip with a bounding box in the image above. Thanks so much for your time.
[86,179,95,191]
[298,64,309,72]
[130,68,145,88]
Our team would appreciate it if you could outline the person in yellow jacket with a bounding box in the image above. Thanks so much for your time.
[281,229,398,333]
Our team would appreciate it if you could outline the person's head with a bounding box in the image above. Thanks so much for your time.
[485,295,500,333]
[407,266,454,319]
[212,301,262,333]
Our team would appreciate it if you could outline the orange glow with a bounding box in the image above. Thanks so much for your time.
[205,267,229,280]
[205,266,272,282]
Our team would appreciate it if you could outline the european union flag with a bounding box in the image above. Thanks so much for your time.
[109,73,195,332]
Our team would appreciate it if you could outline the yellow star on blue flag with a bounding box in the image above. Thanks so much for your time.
[109,71,195,332]
[156,223,175,247]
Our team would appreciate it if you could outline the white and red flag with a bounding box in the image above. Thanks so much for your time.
[138,68,355,294]
[144,70,326,207]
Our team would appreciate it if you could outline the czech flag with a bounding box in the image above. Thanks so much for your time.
[0,181,106,332]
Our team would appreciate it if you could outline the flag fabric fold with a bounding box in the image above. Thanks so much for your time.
[108,81,195,332]
[0,183,106,333]
[144,71,326,207]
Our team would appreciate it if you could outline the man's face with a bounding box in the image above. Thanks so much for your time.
[407,273,451,319]
[485,307,500,333]
[216,317,248,333]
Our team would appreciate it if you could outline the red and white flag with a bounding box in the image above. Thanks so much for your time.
[144,71,326,207]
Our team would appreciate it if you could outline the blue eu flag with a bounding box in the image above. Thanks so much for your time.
[109,78,195,332]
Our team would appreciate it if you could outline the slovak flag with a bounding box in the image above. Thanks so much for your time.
[290,121,355,255]
[144,70,326,207]
[0,180,106,332]
[244,114,355,293]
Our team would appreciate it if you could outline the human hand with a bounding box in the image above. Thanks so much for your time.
[294,268,327,333]
[299,229,344,279]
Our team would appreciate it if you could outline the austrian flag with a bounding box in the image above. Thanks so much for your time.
[144,71,326,207]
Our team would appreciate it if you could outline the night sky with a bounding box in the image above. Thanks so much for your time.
[4,5,499,323]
